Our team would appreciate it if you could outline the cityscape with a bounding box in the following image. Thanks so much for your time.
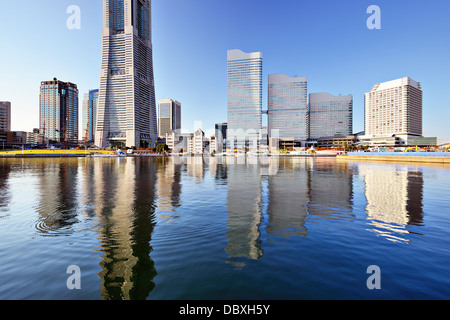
[0,0,450,305]
[0,1,447,155]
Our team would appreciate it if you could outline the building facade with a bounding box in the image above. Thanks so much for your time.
[158,98,181,138]
[309,92,353,140]
[0,102,11,132]
[364,77,422,137]
[268,74,308,141]
[227,49,262,149]
[82,89,99,142]
[96,0,157,148]
[39,79,79,144]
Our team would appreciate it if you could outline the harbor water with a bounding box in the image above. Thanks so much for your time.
[0,156,449,300]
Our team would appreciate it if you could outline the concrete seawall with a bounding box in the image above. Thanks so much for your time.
[338,152,450,165]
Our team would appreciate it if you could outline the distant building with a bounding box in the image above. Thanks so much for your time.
[227,49,263,150]
[361,77,436,147]
[158,99,181,138]
[0,131,13,146]
[193,128,206,154]
[82,89,98,142]
[268,74,308,141]
[39,79,79,144]
[26,128,41,144]
[13,131,27,144]
[0,102,11,132]
[309,92,353,140]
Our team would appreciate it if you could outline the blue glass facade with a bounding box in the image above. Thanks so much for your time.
[227,49,262,149]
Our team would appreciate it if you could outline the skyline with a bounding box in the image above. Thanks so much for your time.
[0,0,449,142]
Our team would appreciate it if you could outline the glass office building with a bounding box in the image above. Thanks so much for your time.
[268,74,308,141]
[39,79,79,144]
[82,89,99,142]
[158,98,181,138]
[227,49,262,149]
[96,0,157,148]
[309,92,353,140]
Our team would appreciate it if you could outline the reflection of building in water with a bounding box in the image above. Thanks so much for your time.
[156,157,182,222]
[358,163,424,243]
[266,158,309,237]
[306,159,354,220]
[0,159,11,218]
[186,156,205,182]
[226,162,264,268]
[94,158,158,300]
[35,159,80,236]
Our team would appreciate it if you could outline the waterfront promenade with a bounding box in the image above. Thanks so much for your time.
[338,152,450,165]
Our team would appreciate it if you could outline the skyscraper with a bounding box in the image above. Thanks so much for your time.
[364,77,422,137]
[157,98,181,138]
[227,49,263,150]
[82,89,99,142]
[39,79,78,144]
[268,74,308,141]
[309,92,353,139]
[0,101,11,132]
[96,0,157,148]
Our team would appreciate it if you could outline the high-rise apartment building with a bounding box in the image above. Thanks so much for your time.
[158,98,181,138]
[268,74,308,141]
[0,101,11,132]
[309,92,353,139]
[39,79,79,144]
[96,0,157,148]
[364,77,422,137]
[227,49,263,149]
[82,89,99,142]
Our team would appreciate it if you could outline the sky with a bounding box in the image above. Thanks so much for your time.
[0,0,449,143]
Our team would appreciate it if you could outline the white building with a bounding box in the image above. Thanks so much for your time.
[361,77,436,146]
[193,128,206,154]
[365,77,422,137]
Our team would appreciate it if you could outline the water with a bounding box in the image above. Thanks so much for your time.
[0,156,449,300]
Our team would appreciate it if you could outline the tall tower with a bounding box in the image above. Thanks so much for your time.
[227,49,263,150]
[96,0,157,148]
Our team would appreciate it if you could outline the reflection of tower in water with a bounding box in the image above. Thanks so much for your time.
[226,162,263,268]
[0,159,12,219]
[35,159,80,236]
[358,163,424,243]
[94,158,158,300]
[266,158,309,237]
[156,157,182,223]
[306,159,354,221]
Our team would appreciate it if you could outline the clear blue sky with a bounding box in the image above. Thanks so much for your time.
[0,0,449,142]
